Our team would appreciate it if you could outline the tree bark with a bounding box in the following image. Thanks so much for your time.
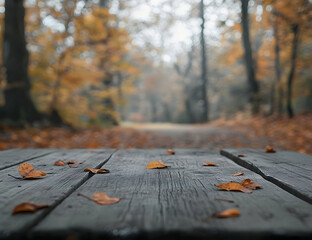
[241,0,259,114]
[286,24,299,118]
[1,0,41,123]
[199,0,209,122]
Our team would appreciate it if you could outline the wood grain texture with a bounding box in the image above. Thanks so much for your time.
[0,149,115,239]
[0,149,56,170]
[32,149,312,240]
[221,148,312,204]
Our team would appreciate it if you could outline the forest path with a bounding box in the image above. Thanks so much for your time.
[121,122,269,150]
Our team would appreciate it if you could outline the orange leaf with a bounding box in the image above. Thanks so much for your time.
[203,162,216,166]
[84,168,110,174]
[146,160,168,169]
[166,149,175,155]
[265,145,276,153]
[12,202,49,214]
[54,161,66,166]
[216,208,240,218]
[18,163,46,179]
[237,154,246,157]
[240,179,262,190]
[78,192,120,205]
[232,171,244,176]
[216,182,252,193]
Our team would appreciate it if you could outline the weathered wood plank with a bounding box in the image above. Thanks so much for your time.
[0,149,115,239]
[0,149,56,170]
[221,148,312,204]
[32,149,312,240]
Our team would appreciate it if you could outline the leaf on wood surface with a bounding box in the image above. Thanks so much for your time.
[232,171,244,176]
[166,149,175,155]
[12,202,49,214]
[18,163,46,179]
[240,178,262,190]
[237,154,246,157]
[78,192,120,205]
[67,160,80,164]
[215,208,240,218]
[54,160,66,166]
[203,162,216,166]
[146,160,168,169]
[216,182,252,193]
[265,145,276,153]
[84,168,110,174]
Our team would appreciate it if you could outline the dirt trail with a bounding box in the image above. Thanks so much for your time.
[121,122,269,150]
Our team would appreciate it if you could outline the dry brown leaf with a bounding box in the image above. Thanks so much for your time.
[166,149,175,155]
[203,162,216,166]
[84,168,110,174]
[67,160,80,164]
[237,154,246,157]
[78,192,120,205]
[240,179,262,190]
[265,145,276,153]
[12,202,49,214]
[216,182,252,193]
[232,171,244,176]
[216,208,240,218]
[18,163,46,179]
[146,160,168,169]
[54,160,66,166]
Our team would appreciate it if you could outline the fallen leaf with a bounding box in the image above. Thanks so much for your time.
[54,160,66,166]
[166,149,175,155]
[78,192,120,205]
[232,171,244,176]
[216,182,252,193]
[203,162,216,166]
[146,160,168,169]
[67,160,80,164]
[265,145,276,153]
[237,154,246,157]
[240,179,262,190]
[84,168,110,174]
[12,202,49,214]
[18,163,46,179]
[216,208,240,218]
[69,165,78,168]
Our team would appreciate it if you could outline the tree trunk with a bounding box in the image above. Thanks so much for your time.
[199,0,209,122]
[273,17,283,114]
[241,0,259,115]
[1,0,41,123]
[286,24,299,118]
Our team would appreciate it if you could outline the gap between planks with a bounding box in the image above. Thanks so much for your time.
[220,149,312,205]
[22,149,119,236]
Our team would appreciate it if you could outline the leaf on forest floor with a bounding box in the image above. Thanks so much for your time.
[215,208,240,218]
[166,149,175,155]
[84,168,110,174]
[12,202,49,214]
[240,178,262,190]
[18,163,46,179]
[203,162,216,166]
[265,145,276,153]
[146,160,168,169]
[78,192,120,205]
[232,171,244,176]
[54,160,66,166]
[237,154,246,157]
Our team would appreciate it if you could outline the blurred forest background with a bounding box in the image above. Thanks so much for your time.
[0,0,311,153]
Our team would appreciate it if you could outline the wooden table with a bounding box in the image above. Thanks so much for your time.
[0,149,311,240]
